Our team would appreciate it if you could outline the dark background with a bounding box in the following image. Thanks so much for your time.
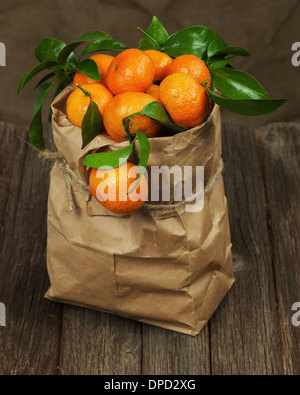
[0,0,299,129]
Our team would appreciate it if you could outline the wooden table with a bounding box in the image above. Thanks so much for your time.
[0,121,299,375]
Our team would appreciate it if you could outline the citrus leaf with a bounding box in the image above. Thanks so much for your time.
[207,87,288,116]
[34,71,56,90]
[80,39,127,57]
[207,38,228,58]
[82,141,135,169]
[69,58,101,81]
[132,101,187,133]
[127,131,150,192]
[162,26,226,60]
[29,82,56,150]
[17,61,57,95]
[35,37,66,62]
[77,30,111,42]
[79,87,103,148]
[208,56,236,72]
[135,130,150,173]
[208,46,250,59]
[57,41,85,66]
[211,67,270,100]
[58,30,123,65]
[138,16,169,50]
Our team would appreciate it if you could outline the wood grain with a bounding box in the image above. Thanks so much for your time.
[142,324,210,375]
[58,307,142,375]
[257,123,300,375]
[0,123,62,375]
[0,122,28,293]
[208,123,284,375]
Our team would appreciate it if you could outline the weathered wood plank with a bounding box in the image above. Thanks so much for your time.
[208,123,284,375]
[0,122,28,285]
[58,307,142,375]
[257,123,300,375]
[0,123,62,375]
[142,325,210,375]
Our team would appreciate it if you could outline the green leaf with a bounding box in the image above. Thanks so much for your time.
[77,30,111,42]
[69,58,101,81]
[208,46,249,59]
[77,85,103,148]
[211,67,270,100]
[80,39,127,57]
[29,82,56,150]
[207,38,228,58]
[57,41,84,66]
[82,141,135,169]
[35,37,66,62]
[127,131,151,192]
[17,61,57,95]
[135,131,150,173]
[208,56,236,72]
[34,71,56,90]
[162,26,226,60]
[138,16,169,50]
[207,88,288,116]
[131,101,187,133]
[58,30,124,66]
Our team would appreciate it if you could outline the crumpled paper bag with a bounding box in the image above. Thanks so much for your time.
[45,87,234,336]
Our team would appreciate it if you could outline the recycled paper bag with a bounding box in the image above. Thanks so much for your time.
[45,87,234,336]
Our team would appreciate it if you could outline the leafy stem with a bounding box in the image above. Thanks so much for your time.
[75,83,91,98]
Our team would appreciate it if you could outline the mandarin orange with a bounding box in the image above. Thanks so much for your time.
[105,48,155,95]
[158,73,211,128]
[89,161,148,214]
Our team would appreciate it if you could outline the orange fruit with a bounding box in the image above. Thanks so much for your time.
[73,54,114,89]
[105,48,155,95]
[158,73,211,128]
[168,54,212,86]
[144,50,173,81]
[146,84,160,99]
[103,92,162,142]
[66,84,113,128]
[89,161,148,214]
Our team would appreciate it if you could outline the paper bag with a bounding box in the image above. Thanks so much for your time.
[45,87,234,336]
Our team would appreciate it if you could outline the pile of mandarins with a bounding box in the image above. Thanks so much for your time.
[66,48,212,215]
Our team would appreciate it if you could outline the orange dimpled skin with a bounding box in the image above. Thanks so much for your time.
[144,50,173,81]
[66,84,113,128]
[103,92,162,142]
[159,73,211,128]
[168,54,212,86]
[146,84,160,99]
[73,54,114,90]
[89,162,148,215]
[105,49,156,95]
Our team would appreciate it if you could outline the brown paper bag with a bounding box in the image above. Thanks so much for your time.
[45,87,234,336]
